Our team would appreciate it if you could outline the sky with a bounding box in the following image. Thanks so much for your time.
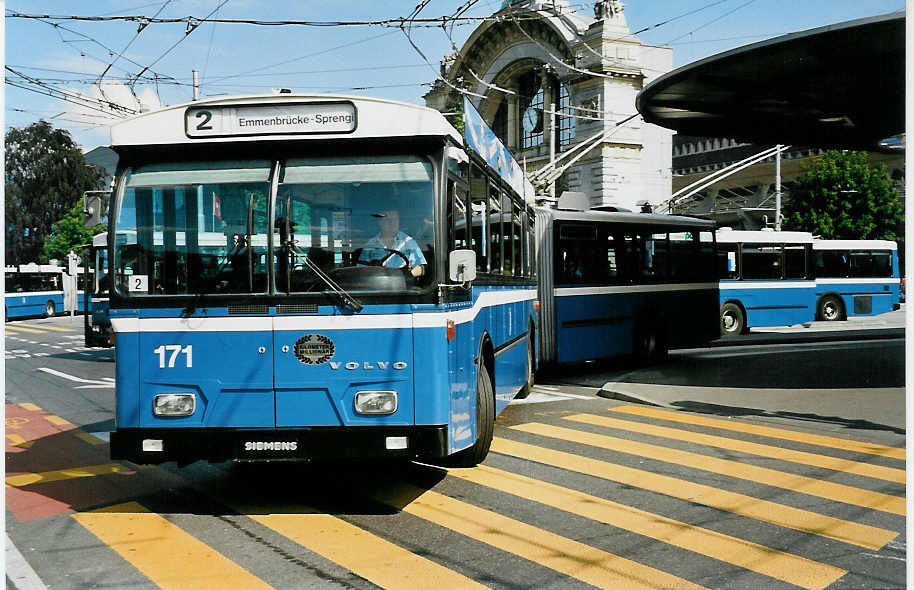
[4,0,906,151]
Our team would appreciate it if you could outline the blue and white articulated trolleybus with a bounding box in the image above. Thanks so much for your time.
[535,195,719,365]
[84,232,113,347]
[716,229,815,335]
[103,93,537,466]
[4,263,66,320]
[812,239,901,321]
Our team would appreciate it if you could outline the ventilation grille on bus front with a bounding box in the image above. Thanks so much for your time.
[228,304,269,315]
[277,304,318,314]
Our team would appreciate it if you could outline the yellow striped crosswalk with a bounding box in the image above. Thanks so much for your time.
[490,437,896,550]
[248,511,488,589]
[611,405,905,460]
[449,465,846,590]
[73,502,273,590]
[372,483,708,590]
[58,402,902,589]
[565,413,905,483]
[511,421,904,515]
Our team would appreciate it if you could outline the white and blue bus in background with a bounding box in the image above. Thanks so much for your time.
[716,229,815,335]
[536,195,719,365]
[100,93,537,467]
[812,239,901,321]
[5,263,67,320]
[84,232,113,347]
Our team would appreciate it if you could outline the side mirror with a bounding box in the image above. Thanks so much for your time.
[84,193,105,227]
[448,249,476,283]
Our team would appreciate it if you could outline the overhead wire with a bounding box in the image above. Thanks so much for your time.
[127,0,231,89]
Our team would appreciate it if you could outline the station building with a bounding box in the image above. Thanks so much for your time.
[424,0,674,212]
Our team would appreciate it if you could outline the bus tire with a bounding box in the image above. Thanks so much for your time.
[634,316,668,365]
[448,362,494,467]
[515,331,535,400]
[45,300,56,317]
[720,302,745,336]
[817,295,844,321]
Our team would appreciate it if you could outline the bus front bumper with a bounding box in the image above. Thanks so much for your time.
[110,426,449,465]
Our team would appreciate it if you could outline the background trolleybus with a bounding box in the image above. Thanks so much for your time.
[100,93,537,467]
[84,232,113,347]
[5,263,66,320]
[812,239,901,320]
[717,229,815,335]
[535,197,719,366]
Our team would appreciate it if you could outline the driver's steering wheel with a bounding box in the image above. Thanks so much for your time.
[360,248,411,269]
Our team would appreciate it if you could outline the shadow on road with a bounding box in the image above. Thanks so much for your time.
[671,401,905,435]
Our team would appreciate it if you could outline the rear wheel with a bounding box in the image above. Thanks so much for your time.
[634,316,668,365]
[720,302,745,336]
[448,363,494,467]
[817,295,844,321]
[44,300,56,317]
[515,333,534,400]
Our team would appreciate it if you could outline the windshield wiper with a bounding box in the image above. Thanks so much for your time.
[281,201,362,313]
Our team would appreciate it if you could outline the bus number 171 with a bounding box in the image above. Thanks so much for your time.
[154,344,193,368]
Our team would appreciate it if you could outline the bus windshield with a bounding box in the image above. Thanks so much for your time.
[112,156,436,297]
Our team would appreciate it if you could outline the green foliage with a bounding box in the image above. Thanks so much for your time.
[42,197,105,265]
[5,121,106,264]
[783,150,903,241]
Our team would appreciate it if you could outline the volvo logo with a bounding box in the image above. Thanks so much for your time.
[294,334,335,365]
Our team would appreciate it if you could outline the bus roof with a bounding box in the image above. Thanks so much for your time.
[812,239,897,250]
[109,93,462,148]
[538,207,716,229]
[715,229,813,244]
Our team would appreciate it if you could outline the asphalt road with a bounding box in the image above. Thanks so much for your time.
[4,313,906,590]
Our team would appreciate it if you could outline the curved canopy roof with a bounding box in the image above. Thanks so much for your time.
[636,13,904,150]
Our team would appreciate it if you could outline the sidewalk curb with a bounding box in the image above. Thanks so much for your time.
[597,382,673,408]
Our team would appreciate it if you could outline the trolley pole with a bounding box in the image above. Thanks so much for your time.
[192,70,200,101]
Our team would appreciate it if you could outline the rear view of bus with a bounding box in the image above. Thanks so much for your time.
[717,229,815,335]
[812,239,901,320]
[102,94,534,467]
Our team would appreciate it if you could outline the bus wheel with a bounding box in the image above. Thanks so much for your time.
[515,333,534,400]
[634,317,668,365]
[45,301,56,317]
[818,295,845,321]
[720,302,744,336]
[448,363,494,467]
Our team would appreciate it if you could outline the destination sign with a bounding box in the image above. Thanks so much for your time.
[185,101,356,138]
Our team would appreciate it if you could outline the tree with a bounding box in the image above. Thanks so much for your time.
[783,150,903,241]
[5,121,106,264]
[42,197,105,265]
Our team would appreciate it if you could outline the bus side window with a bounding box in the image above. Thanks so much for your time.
[469,163,488,272]
[718,243,739,279]
[784,244,808,279]
[742,243,783,279]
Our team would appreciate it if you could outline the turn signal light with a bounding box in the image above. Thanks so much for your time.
[446,319,456,340]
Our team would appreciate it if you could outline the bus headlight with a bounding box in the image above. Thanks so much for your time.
[153,393,196,417]
[354,391,397,415]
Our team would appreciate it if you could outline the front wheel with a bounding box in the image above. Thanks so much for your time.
[634,317,668,365]
[45,300,56,317]
[720,302,745,336]
[817,295,845,321]
[448,363,494,467]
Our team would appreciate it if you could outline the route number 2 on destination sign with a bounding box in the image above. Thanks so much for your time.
[153,345,193,368]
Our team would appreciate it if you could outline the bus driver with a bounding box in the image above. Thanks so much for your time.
[359,208,426,277]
